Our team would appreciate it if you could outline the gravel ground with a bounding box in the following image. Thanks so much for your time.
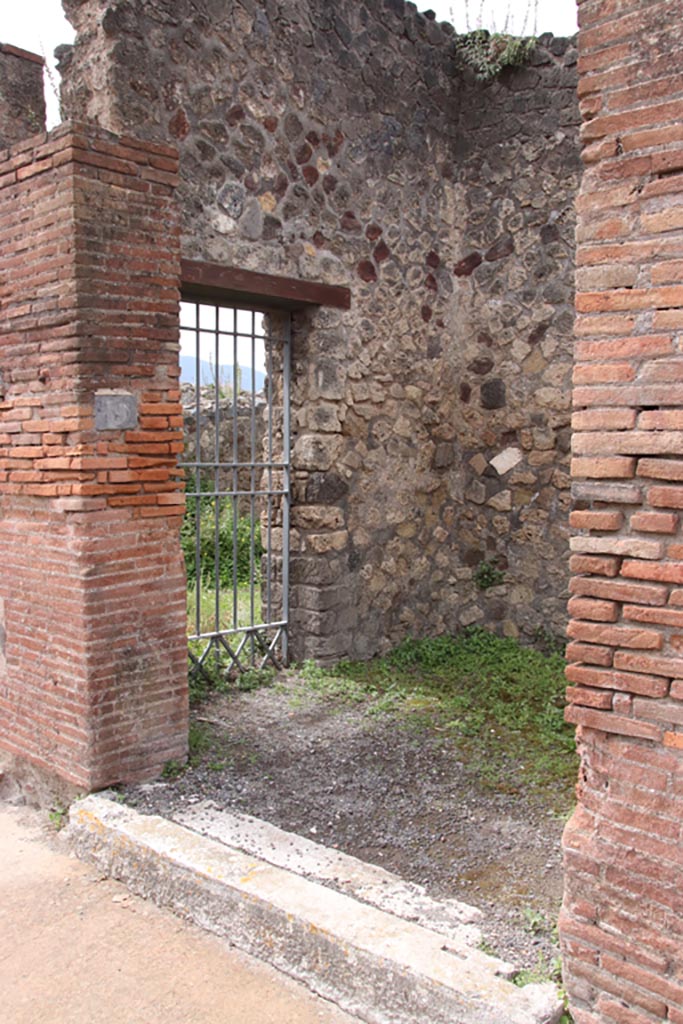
[125,671,569,974]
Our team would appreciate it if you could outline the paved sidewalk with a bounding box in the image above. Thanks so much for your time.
[0,802,359,1024]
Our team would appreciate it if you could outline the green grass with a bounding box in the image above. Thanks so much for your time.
[512,951,572,1023]
[161,718,237,779]
[182,493,274,701]
[188,720,213,765]
[297,628,577,812]
[187,581,260,639]
[181,496,263,589]
[187,582,279,704]
[48,803,68,831]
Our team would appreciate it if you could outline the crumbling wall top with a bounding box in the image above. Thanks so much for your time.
[0,42,46,149]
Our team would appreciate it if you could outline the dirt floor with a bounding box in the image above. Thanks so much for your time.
[125,670,569,975]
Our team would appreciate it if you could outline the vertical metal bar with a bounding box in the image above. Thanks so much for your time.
[281,314,291,665]
[232,308,239,633]
[249,310,257,662]
[214,303,221,654]
[266,321,274,626]
[193,301,201,639]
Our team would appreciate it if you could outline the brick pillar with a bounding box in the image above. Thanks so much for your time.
[0,43,46,149]
[0,122,188,798]
[561,2,683,1021]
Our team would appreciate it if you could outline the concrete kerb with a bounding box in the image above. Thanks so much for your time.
[67,795,563,1024]
[173,801,484,949]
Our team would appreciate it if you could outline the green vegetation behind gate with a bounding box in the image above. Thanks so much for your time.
[181,495,263,589]
[299,628,577,814]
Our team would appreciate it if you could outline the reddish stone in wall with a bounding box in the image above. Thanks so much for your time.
[0,122,188,794]
[453,252,482,277]
[58,0,581,661]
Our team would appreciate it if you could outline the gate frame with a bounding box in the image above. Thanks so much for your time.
[179,260,350,675]
[179,293,292,676]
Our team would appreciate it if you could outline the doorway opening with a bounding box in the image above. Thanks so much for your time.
[179,297,291,684]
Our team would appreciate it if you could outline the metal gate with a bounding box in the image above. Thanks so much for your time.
[179,298,290,682]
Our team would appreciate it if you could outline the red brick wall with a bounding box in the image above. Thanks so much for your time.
[0,122,188,791]
[561,1,683,1021]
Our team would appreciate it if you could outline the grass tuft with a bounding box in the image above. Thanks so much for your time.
[297,627,577,812]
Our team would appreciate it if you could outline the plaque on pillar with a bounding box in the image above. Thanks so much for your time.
[94,391,138,431]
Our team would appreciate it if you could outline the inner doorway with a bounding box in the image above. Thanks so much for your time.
[179,297,291,683]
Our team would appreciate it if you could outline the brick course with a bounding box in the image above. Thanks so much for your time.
[561,1,683,1019]
[0,122,188,791]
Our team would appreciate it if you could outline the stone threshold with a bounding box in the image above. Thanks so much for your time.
[67,795,563,1024]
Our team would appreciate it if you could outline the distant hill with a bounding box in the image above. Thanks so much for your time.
[180,356,266,393]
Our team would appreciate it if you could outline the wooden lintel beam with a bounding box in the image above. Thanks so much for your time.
[180,259,351,311]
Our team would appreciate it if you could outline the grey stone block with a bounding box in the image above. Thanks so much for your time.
[95,392,138,431]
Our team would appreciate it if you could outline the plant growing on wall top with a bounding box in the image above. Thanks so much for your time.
[455,29,536,81]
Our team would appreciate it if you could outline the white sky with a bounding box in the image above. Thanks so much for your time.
[2,0,579,126]
[180,303,266,382]
[429,0,578,35]
[1,1,74,126]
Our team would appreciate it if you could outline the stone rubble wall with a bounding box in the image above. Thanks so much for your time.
[58,0,580,661]
[434,38,579,641]
[181,384,267,500]
[0,44,46,150]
